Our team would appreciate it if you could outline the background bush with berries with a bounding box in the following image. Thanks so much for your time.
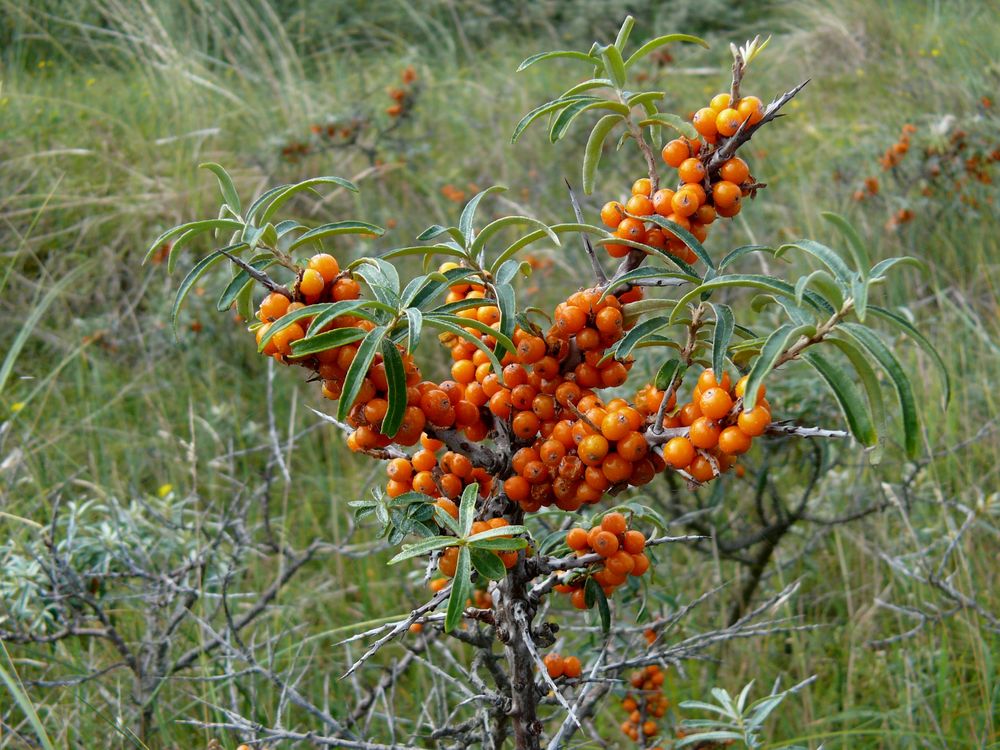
[1,2,997,749]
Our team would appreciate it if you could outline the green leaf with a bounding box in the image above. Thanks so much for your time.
[171,250,226,333]
[494,258,532,286]
[425,317,505,380]
[711,303,735,378]
[795,269,843,310]
[841,323,920,458]
[593,236,700,279]
[380,339,407,437]
[600,44,627,88]
[675,732,744,748]
[718,244,775,270]
[337,326,388,422]
[458,483,478,536]
[0,648,56,750]
[511,96,599,143]
[821,212,870,278]
[625,91,664,109]
[256,176,358,225]
[803,351,878,448]
[584,577,611,632]
[444,547,471,632]
[614,15,635,51]
[670,274,832,325]
[868,305,950,407]
[827,335,886,462]
[559,78,615,97]
[470,537,529,551]
[853,276,869,322]
[258,303,331,351]
[776,239,854,288]
[870,255,927,279]
[624,33,709,68]
[460,186,507,244]
[470,548,507,580]
[744,324,814,410]
[637,112,698,140]
[304,299,376,336]
[582,114,623,195]
[199,162,241,215]
[287,221,384,251]
[490,222,603,273]
[387,536,455,564]
[654,358,686,391]
[549,99,630,143]
[516,50,597,72]
[466,525,528,543]
[289,327,366,356]
[471,215,557,256]
[613,315,672,359]
[143,219,244,267]
[603,266,699,291]
[404,308,423,352]
[380,243,467,262]
[494,282,517,351]
[641,215,715,269]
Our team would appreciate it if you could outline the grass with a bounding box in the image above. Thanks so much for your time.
[1,0,998,747]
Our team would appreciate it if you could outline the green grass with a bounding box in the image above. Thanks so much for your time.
[1,0,998,747]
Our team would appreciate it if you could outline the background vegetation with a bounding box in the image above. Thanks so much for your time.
[1,0,997,747]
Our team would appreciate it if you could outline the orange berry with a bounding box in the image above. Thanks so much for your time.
[734,375,766,401]
[699,387,734,420]
[600,201,626,228]
[663,437,695,469]
[606,549,635,576]
[720,157,750,185]
[631,552,650,576]
[563,655,582,679]
[595,307,623,337]
[715,107,743,137]
[691,107,719,138]
[738,406,771,436]
[689,416,721,449]
[571,588,588,609]
[438,547,459,577]
[511,410,541,439]
[661,138,690,168]
[625,194,654,217]
[600,361,629,388]
[737,95,764,125]
[434,497,460,518]
[677,158,706,184]
[623,529,645,554]
[566,527,590,551]
[504,475,531,502]
[616,431,648,462]
[712,180,742,209]
[718,425,752,455]
[489,390,513,419]
[578,434,610,466]
[259,292,290,322]
[687,454,716,482]
[709,92,733,112]
[616,217,646,243]
[299,268,325,298]
[631,177,652,197]
[592,530,620,557]
[671,187,700,217]
[308,253,340,282]
[600,511,627,536]
[602,452,633,484]
[651,188,676,216]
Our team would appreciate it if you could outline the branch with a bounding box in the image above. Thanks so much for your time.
[564,179,607,284]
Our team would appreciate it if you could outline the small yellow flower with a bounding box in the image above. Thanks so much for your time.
[931,48,941,57]
[86,78,96,87]
[157,483,173,498]
[10,402,25,413]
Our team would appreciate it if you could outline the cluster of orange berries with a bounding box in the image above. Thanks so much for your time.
[660,369,771,483]
[255,252,364,361]
[619,664,668,743]
[386,65,418,117]
[879,123,917,171]
[433,517,519,578]
[600,91,762,263]
[542,652,583,680]
[384,437,494,501]
[557,513,650,605]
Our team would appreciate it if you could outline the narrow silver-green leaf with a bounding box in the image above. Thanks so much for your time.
[711,303,734,378]
[776,239,853,288]
[841,323,920,458]
[868,305,950,406]
[380,339,407,437]
[637,113,698,140]
[171,250,226,334]
[257,176,358,225]
[516,50,597,72]
[287,221,384,251]
[199,162,241,215]
[444,547,471,632]
[827,335,886,463]
[582,114,623,195]
[387,536,455,564]
[511,96,599,143]
[744,324,815,410]
[803,351,878,448]
[289,327,366,356]
[624,33,709,68]
[613,15,635,51]
[549,99,629,143]
[470,548,507,580]
[460,186,507,244]
[404,308,423,352]
[821,211,870,278]
[600,44,627,88]
[337,326,388,422]
[471,215,557,256]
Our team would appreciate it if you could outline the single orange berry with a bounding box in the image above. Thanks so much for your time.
[631,177,652,197]
[677,158,707,184]
[625,194,654,217]
[720,157,750,184]
[600,511,628,536]
[712,180,742,209]
[737,406,771,436]
[709,92,732,112]
[600,201,626,228]
[699,387,734,420]
[661,138,690,168]
[663,437,695,469]
[691,107,719,138]
[715,107,743,137]
[718,425,752,455]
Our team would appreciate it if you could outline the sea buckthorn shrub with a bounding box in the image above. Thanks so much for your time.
[150,21,943,750]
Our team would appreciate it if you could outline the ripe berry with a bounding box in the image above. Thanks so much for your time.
[616,217,646,243]
[651,188,675,216]
[720,156,750,184]
[563,655,582,679]
[691,107,719,138]
[715,107,743,137]
[661,139,690,168]
[600,511,628,536]
[718,425,752,455]
[712,180,742,209]
[671,188,700,217]
[677,158,707,184]
[737,95,764,125]
[566,527,590,551]
[631,177,652,197]
[709,92,732,112]
[663,437,695,469]
[687,455,715,482]
[623,529,646,554]
[259,292,290,322]
[592,530,619,557]
[699,387,734,420]
[689,416,721,449]
[737,405,771,437]
[600,201,626,228]
[308,253,340,282]
[625,194,654,217]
